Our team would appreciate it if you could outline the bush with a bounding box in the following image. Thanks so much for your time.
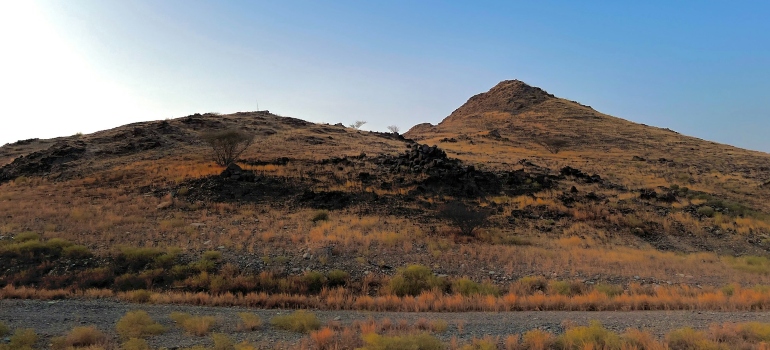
[211,333,233,350]
[303,271,325,293]
[557,321,622,350]
[0,321,8,337]
[697,206,716,217]
[170,312,217,336]
[8,328,38,350]
[360,332,444,350]
[237,312,263,331]
[311,210,329,223]
[522,329,555,350]
[121,338,150,350]
[116,310,166,339]
[437,201,490,237]
[515,276,548,295]
[452,278,499,296]
[326,269,349,287]
[63,245,92,259]
[546,280,584,296]
[270,310,321,333]
[667,327,722,350]
[117,247,165,271]
[201,129,254,166]
[234,342,258,350]
[388,265,445,297]
[595,283,624,297]
[52,326,108,349]
[115,274,148,292]
[202,250,222,261]
[13,232,39,243]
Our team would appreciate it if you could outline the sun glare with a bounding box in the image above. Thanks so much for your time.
[0,1,153,144]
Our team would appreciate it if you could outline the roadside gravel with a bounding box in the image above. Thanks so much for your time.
[2,299,770,348]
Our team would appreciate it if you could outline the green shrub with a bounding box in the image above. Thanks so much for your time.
[190,259,217,273]
[303,271,325,293]
[360,332,444,350]
[13,232,39,243]
[595,283,624,297]
[0,321,8,337]
[211,333,234,350]
[522,329,555,350]
[516,276,548,294]
[548,280,572,296]
[153,249,180,269]
[63,245,92,259]
[118,246,165,271]
[8,328,38,350]
[557,321,622,350]
[727,256,770,275]
[202,250,222,261]
[326,269,349,287]
[697,206,716,217]
[122,338,151,350]
[116,310,166,339]
[270,310,321,333]
[666,327,722,350]
[115,274,147,291]
[736,322,770,342]
[388,265,445,297]
[311,210,329,222]
[45,238,73,250]
[452,278,499,296]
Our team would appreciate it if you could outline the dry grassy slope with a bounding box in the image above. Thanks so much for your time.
[0,112,408,182]
[406,80,770,213]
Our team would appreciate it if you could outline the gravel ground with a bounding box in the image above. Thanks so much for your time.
[3,299,770,348]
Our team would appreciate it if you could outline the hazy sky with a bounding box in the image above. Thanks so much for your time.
[1,1,769,152]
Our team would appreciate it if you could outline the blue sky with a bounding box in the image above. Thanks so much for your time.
[1,1,769,152]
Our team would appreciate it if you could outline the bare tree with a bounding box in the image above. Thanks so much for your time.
[349,120,367,130]
[201,129,254,166]
[387,125,400,134]
[533,135,569,154]
[437,201,491,237]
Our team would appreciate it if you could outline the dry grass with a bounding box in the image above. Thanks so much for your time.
[236,312,263,331]
[115,310,166,339]
[170,312,217,336]
[270,310,321,333]
[51,326,109,350]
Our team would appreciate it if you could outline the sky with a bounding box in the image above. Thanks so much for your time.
[1,1,769,152]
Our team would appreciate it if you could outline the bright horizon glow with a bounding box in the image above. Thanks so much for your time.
[1,1,769,153]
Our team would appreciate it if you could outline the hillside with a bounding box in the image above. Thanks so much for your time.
[3,81,770,320]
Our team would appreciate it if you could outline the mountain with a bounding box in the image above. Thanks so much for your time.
[407,80,770,216]
[3,80,770,299]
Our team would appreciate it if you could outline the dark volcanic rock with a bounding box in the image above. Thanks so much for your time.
[0,141,86,183]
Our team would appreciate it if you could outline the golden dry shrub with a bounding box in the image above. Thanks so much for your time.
[236,312,263,331]
[121,338,150,350]
[270,310,321,333]
[6,328,38,350]
[170,312,217,336]
[116,310,166,339]
[521,329,555,350]
[52,326,108,349]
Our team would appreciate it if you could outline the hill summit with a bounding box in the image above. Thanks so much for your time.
[446,80,556,120]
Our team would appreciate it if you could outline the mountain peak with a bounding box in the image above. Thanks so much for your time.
[446,80,555,121]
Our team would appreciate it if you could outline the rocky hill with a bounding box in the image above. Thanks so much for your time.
[3,81,770,299]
